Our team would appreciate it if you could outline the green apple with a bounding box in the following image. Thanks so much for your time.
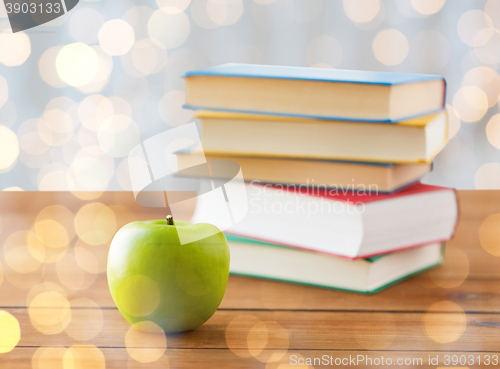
[107,216,230,333]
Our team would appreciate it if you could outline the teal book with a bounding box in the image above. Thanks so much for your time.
[183,63,446,123]
[226,234,444,294]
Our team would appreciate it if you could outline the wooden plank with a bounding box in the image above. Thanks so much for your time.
[2,273,500,313]
[2,190,500,281]
[3,347,498,369]
[5,308,500,352]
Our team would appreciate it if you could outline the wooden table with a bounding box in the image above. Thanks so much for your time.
[0,191,499,368]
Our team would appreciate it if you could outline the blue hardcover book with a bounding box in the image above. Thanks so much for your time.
[183,64,446,123]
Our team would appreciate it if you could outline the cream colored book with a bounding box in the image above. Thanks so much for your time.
[227,234,444,293]
[196,110,448,164]
[183,64,446,122]
[175,147,431,193]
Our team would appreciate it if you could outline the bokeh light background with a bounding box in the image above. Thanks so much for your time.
[0,0,499,190]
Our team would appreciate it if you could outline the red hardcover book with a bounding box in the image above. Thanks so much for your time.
[193,182,459,259]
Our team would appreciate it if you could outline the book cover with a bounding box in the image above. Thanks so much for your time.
[183,63,445,86]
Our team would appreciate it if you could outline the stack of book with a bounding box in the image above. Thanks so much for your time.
[180,64,459,293]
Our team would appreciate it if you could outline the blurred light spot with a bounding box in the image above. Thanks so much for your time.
[474,44,498,65]
[354,313,395,349]
[79,95,115,132]
[457,10,494,47]
[4,231,42,273]
[56,43,99,87]
[74,239,109,273]
[109,96,133,118]
[253,0,275,3]
[65,299,103,340]
[38,109,75,147]
[76,46,114,94]
[475,163,500,189]
[410,0,445,15]
[29,291,72,335]
[250,321,289,363]
[126,321,167,363]
[0,126,19,171]
[110,204,136,227]
[123,6,155,40]
[127,39,168,76]
[67,146,115,191]
[75,202,117,245]
[35,219,70,251]
[225,315,261,358]
[157,0,191,13]
[18,122,51,168]
[462,66,500,107]
[207,0,243,26]
[190,0,219,29]
[148,10,190,49]
[343,0,380,23]
[247,321,268,358]
[0,30,31,66]
[424,301,466,343]
[485,0,500,31]
[446,104,461,139]
[98,114,141,157]
[159,91,194,127]
[452,86,489,123]
[74,246,99,274]
[0,261,3,286]
[46,95,79,119]
[37,204,74,238]
[69,7,104,44]
[487,115,500,149]
[0,74,7,109]
[37,164,70,191]
[0,311,20,353]
[479,213,500,256]
[119,275,161,317]
[71,191,104,201]
[285,0,322,23]
[410,30,450,72]
[57,251,97,291]
[306,35,343,68]
[39,46,67,88]
[63,345,106,369]
[373,29,408,66]
[99,19,135,56]
[2,187,23,191]
[27,282,67,307]
[426,245,469,288]
[32,347,66,369]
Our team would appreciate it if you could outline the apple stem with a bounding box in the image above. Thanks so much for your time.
[166,215,174,225]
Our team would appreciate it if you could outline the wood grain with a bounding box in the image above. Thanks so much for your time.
[0,190,499,368]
